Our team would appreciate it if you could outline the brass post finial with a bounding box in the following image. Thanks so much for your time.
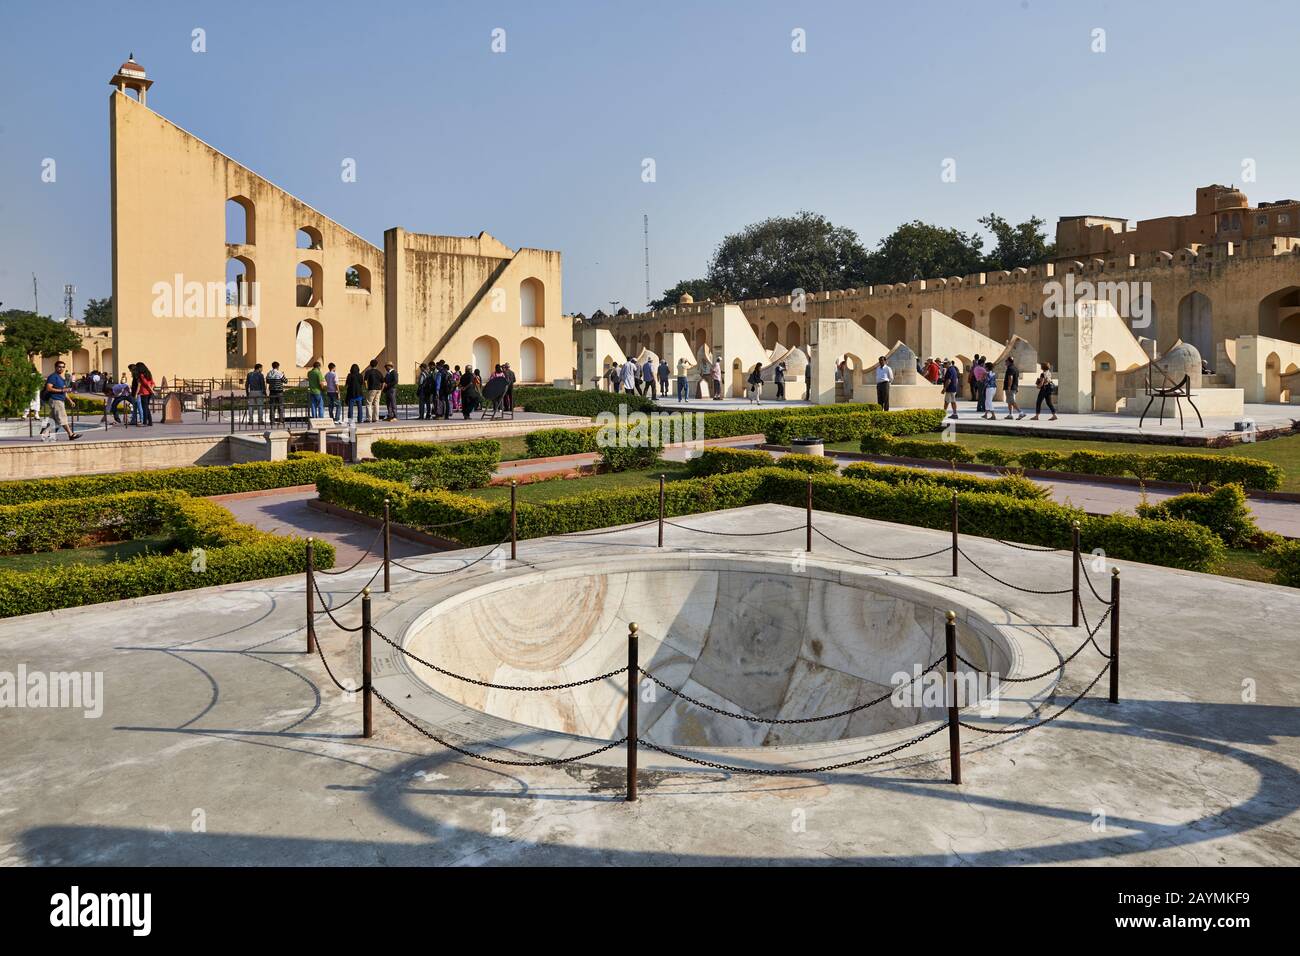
[1112,566,1121,576]
[945,610,957,622]
[628,622,639,634]
[362,587,371,597]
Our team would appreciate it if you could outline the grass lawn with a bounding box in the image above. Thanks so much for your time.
[462,466,693,504]
[827,431,1300,491]
[0,536,180,572]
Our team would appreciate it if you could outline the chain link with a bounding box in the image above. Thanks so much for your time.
[958,662,1109,734]
[813,525,952,561]
[390,531,512,576]
[1077,552,1115,605]
[311,575,365,632]
[314,525,384,576]
[312,563,383,613]
[664,520,806,537]
[640,654,945,724]
[957,547,1073,594]
[371,687,627,766]
[636,720,950,775]
[372,626,623,691]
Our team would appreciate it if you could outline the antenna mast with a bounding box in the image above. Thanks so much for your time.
[643,214,650,309]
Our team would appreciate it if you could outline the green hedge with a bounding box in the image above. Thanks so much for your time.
[766,408,945,445]
[860,432,977,463]
[1262,540,1300,588]
[686,447,774,477]
[317,464,1222,571]
[353,454,496,491]
[1136,483,1272,549]
[773,453,839,474]
[523,427,599,458]
[515,388,657,417]
[0,453,344,505]
[370,438,501,461]
[0,491,333,618]
[842,461,1047,500]
[701,403,881,441]
[0,491,173,554]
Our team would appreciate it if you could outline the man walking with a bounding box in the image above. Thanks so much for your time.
[774,361,787,400]
[325,362,340,422]
[266,361,287,425]
[363,359,384,423]
[941,359,960,420]
[1003,357,1025,420]
[874,355,893,411]
[711,356,724,400]
[245,362,267,425]
[675,357,690,402]
[642,355,657,400]
[620,357,637,395]
[42,360,80,441]
[502,362,516,411]
[657,357,670,397]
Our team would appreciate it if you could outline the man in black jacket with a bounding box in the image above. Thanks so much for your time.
[363,359,384,423]
[383,363,399,421]
[502,362,517,411]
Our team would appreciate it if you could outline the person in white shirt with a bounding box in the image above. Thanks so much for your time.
[621,359,637,394]
[874,356,894,411]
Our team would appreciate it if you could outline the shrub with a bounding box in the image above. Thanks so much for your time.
[1014,450,1067,472]
[974,448,1018,467]
[860,432,977,463]
[773,453,839,474]
[317,463,1220,571]
[0,491,333,618]
[765,408,944,445]
[1262,539,1300,588]
[0,454,344,505]
[686,447,775,477]
[702,403,881,441]
[0,343,43,418]
[523,427,599,458]
[1136,483,1267,549]
[371,438,501,461]
[0,491,175,554]
[842,461,1046,499]
[601,441,663,472]
[353,454,496,491]
[987,447,1281,491]
[514,388,656,417]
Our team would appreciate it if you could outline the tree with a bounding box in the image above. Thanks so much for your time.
[862,221,985,286]
[0,311,83,358]
[648,278,721,310]
[978,214,1056,271]
[345,267,362,288]
[706,211,871,299]
[83,296,113,327]
[0,342,44,417]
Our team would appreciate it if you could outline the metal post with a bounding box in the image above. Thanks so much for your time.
[945,610,961,785]
[1071,522,1081,628]
[362,588,373,738]
[951,492,959,577]
[626,622,639,802]
[382,498,392,593]
[806,476,813,553]
[305,538,317,654]
[657,474,665,548]
[510,481,518,561]
[1109,568,1120,704]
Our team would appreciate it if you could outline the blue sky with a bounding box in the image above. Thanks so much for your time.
[4,0,1300,317]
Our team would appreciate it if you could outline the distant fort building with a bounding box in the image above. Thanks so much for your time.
[108,56,568,384]
[590,185,1300,376]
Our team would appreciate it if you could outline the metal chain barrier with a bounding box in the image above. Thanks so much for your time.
[311,630,362,693]
[390,532,511,576]
[311,575,365,633]
[636,720,951,776]
[957,547,1073,595]
[371,687,627,766]
[993,538,1063,553]
[1077,552,1115,605]
[640,654,946,724]
[556,518,660,537]
[372,625,623,691]
[411,514,484,532]
[813,526,952,561]
[956,606,1111,683]
[957,662,1110,735]
[313,563,383,613]
[315,525,384,577]
[664,519,806,537]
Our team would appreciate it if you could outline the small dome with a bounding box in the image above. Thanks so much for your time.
[1214,189,1248,211]
[118,53,146,76]
[678,293,694,304]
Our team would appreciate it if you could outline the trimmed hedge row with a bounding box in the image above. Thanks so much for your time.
[860,441,1283,491]
[0,452,344,505]
[841,461,1047,500]
[859,432,977,463]
[0,491,333,618]
[370,438,501,461]
[317,464,1223,571]
[515,387,657,417]
[685,447,775,477]
[766,408,945,445]
[524,427,599,458]
[701,403,882,441]
[773,453,839,474]
[0,491,172,554]
[353,455,496,491]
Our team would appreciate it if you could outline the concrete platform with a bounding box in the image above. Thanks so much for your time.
[1,505,1298,866]
[948,400,1297,444]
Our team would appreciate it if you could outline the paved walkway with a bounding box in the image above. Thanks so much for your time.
[2,506,1297,865]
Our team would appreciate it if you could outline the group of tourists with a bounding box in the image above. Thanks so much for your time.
[921,354,1059,422]
[242,358,516,425]
[604,354,788,404]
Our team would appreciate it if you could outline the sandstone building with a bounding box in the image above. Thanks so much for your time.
[108,57,568,384]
